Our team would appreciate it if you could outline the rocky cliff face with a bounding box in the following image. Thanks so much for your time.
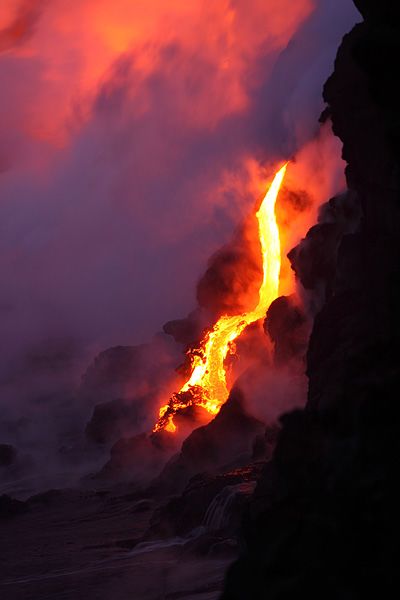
[222,2,400,597]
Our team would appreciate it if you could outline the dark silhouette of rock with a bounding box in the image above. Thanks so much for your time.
[0,494,27,518]
[222,3,400,597]
[97,430,178,483]
[0,444,17,467]
[80,345,148,403]
[181,390,264,471]
[196,221,262,319]
[152,389,265,495]
[85,398,141,445]
[28,489,65,506]
[354,1,400,22]
[147,465,262,541]
[251,425,280,462]
[264,295,309,365]
[80,338,178,406]
[80,338,179,447]
[288,191,361,313]
[163,309,207,346]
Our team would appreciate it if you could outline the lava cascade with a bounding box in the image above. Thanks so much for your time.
[154,164,287,433]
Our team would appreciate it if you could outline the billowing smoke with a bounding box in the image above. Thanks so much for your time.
[0,0,360,493]
[0,1,45,53]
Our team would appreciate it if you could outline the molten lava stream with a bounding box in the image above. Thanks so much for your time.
[154,163,288,433]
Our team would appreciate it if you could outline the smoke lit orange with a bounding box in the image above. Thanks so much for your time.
[154,163,287,433]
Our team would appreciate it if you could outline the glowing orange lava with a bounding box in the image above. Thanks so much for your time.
[154,163,288,433]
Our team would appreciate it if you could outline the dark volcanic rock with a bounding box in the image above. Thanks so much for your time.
[251,425,280,462]
[180,391,264,472]
[148,464,262,540]
[152,389,265,494]
[353,1,400,22]
[97,431,178,483]
[163,309,206,346]
[222,3,400,598]
[288,191,361,312]
[85,398,141,445]
[0,494,28,518]
[264,295,309,365]
[80,345,149,403]
[80,338,177,406]
[80,339,179,446]
[0,443,17,467]
[196,222,262,319]
[223,397,398,599]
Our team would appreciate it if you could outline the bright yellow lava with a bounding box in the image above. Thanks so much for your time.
[154,163,287,433]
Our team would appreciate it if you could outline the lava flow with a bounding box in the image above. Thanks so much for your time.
[154,163,288,433]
